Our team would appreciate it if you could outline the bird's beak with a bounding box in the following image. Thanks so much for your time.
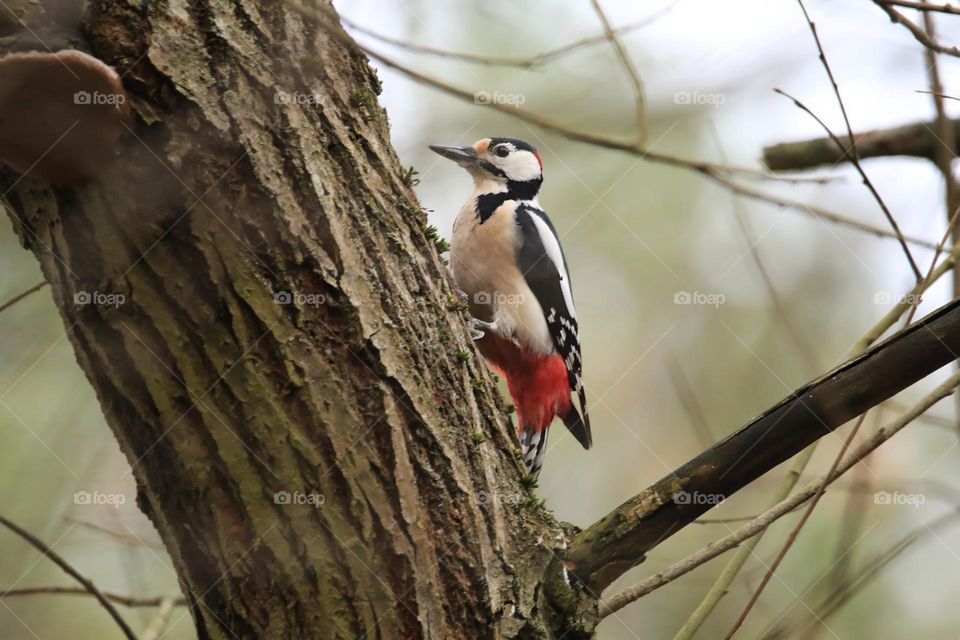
[429,144,478,166]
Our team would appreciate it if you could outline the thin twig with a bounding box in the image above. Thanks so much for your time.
[69,518,167,550]
[919,11,960,437]
[0,280,45,314]
[877,0,960,15]
[598,369,960,618]
[874,1,960,57]
[852,244,960,352]
[721,412,869,639]
[707,171,936,249]
[773,87,921,279]
[792,0,921,279]
[0,514,137,640]
[713,122,821,370]
[664,352,714,449]
[669,130,824,640]
[142,597,177,640]
[341,3,677,68]
[692,515,762,525]
[821,449,873,609]
[1,586,187,608]
[901,158,960,328]
[769,509,960,640]
[589,0,647,144]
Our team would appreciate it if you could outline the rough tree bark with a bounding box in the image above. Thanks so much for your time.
[2,1,591,638]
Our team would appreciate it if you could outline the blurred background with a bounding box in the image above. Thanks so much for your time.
[4,0,960,638]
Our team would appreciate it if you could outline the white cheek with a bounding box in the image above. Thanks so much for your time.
[502,154,541,181]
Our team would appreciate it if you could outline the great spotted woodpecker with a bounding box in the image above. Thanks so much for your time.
[430,137,590,475]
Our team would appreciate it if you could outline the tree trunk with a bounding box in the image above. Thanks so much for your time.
[2,1,591,637]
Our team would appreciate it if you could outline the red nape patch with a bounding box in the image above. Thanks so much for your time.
[476,332,570,434]
[532,149,543,171]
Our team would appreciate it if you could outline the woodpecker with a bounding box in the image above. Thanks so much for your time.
[430,137,590,475]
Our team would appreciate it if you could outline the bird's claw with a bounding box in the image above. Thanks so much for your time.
[468,317,486,340]
[468,317,498,341]
[456,290,497,341]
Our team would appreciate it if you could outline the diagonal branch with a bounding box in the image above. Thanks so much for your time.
[0,280,46,314]
[774,86,921,279]
[0,514,137,640]
[566,295,960,592]
[597,367,960,617]
[874,0,960,57]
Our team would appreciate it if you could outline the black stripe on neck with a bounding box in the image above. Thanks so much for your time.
[475,177,543,224]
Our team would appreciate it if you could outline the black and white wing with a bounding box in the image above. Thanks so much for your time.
[514,202,591,449]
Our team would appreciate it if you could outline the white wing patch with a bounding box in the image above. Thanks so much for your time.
[528,213,576,319]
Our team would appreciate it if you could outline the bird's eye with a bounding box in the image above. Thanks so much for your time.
[494,146,510,158]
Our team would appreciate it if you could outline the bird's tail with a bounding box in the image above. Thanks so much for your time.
[520,425,550,477]
[561,400,591,450]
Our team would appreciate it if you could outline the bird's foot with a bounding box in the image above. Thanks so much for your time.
[468,317,500,340]
[455,290,498,341]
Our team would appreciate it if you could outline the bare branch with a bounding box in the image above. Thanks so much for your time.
[1,586,186,608]
[69,518,167,550]
[774,85,921,279]
[721,412,869,638]
[664,352,714,449]
[0,280,45,314]
[567,293,960,592]
[589,0,647,143]
[873,0,960,57]
[797,0,857,155]
[877,0,960,15]
[142,597,177,640]
[598,368,960,618]
[767,509,960,639]
[341,3,677,68]
[0,514,137,640]
[706,172,937,249]
[919,10,960,434]
[764,117,960,170]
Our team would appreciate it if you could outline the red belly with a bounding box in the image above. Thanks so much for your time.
[476,332,570,433]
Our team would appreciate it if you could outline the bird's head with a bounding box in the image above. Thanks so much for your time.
[429,137,543,191]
